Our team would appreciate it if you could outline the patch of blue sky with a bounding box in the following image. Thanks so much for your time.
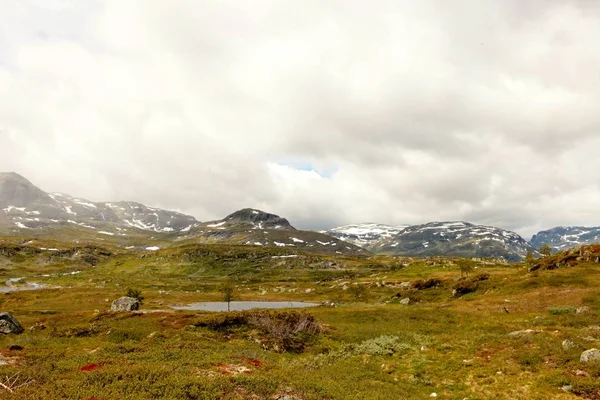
[276,161,337,178]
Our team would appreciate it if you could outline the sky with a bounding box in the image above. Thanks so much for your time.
[1,0,600,238]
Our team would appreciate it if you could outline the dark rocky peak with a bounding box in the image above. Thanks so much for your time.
[224,208,294,230]
[0,172,54,208]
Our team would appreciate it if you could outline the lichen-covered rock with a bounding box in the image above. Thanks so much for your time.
[562,339,577,350]
[507,329,539,338]
[580,348,600,363]
[0,312,24,334]
[111,297,140,312]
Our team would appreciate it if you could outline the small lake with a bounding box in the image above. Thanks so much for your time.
[0,282,46,293]
[171,301,320,312]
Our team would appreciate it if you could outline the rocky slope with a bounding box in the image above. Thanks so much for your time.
[0,172,199,234]
[327,221,535,261]
[179,208,367,256]
[325,223,408,248]
[530,226,600,252]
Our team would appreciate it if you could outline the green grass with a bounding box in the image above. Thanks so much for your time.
[0,237,598,399]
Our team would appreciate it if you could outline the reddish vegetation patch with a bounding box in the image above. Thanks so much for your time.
[217,363,252,375]
[242,357,262,368]
[80,363,100,372]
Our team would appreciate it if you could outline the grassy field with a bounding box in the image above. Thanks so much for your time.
[0,237,599,399]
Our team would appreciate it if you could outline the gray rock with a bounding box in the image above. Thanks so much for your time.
[110,297,140,312]
[0,312,24,334]
[561,385,573,393]
[576,306,591,314]
[507,329,538,338]
[562,339,577,350]
[579,349,600,362]
[400,282,411,289]
[399,298,411,305]
[580,348,600,363]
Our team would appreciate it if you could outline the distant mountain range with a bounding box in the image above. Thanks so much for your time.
[0,172,198,234]
[326,222,534,261]
[530,226,600,252]
[0,172,365,255]
[2,172,599,260]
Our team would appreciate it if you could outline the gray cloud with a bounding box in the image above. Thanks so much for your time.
[1,0,600,238]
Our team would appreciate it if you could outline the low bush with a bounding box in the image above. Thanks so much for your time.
[247,311,321,353]
[125,288,144,305]
[452,280,478,297]
[548,306,576,315]
[411,278,442,290]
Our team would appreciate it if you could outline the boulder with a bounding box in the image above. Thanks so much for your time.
[0,313,24,334]
[399,298,411,305]
[111,297,140,312]
[580,348,600,363]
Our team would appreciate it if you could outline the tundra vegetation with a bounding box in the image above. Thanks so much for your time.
[0,237,599,399]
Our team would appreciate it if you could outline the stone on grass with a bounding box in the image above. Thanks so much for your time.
[399,298,411,305]
[562,339,577,350]
[110,297,140,312]
[580,348,600,363]
[0,313,24,334]
[507,329,539,338]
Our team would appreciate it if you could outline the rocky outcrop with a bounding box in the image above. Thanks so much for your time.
[111,297,141,312]
[0,312,24,334]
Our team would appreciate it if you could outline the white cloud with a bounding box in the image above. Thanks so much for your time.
[1,0,600,238]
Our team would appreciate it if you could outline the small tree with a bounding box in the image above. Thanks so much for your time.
[125,288,144,305]
[220,282,235,312]
[348,283,368,301]
[539,244,552,257]
[525,251,535,267]
[459,262,473,278]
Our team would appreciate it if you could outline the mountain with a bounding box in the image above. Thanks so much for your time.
[0,172,199,235]
[325,223,408,248]
[530,226,600,252]
[327,221,535,261]
[0,173,366,256]
[178,208,367,256]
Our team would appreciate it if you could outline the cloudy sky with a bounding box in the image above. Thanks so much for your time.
[1,0,599,238]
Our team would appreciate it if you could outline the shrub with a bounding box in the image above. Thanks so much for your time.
[452,280,478,297]
[247,311,322,353]
[125,288,144,305]
[472,272,490,281]
[411,278,442,290]
[348,284,368,301]
[548,307,577,315]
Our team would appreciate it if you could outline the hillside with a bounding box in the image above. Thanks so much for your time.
[0,172,199,235]
[328,221,535,261]
[178,208,368,256]
[325,223,408,248]
[530,226,600,252]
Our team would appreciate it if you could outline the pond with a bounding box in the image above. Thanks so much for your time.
[0,282,46,293]
[170,301,320,312]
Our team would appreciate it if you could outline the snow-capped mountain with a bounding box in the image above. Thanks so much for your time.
[0,172,199,234]
[530,226,600,252]
[182,208,367,256]
[327,220,535,261]
[325,223,408,248]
